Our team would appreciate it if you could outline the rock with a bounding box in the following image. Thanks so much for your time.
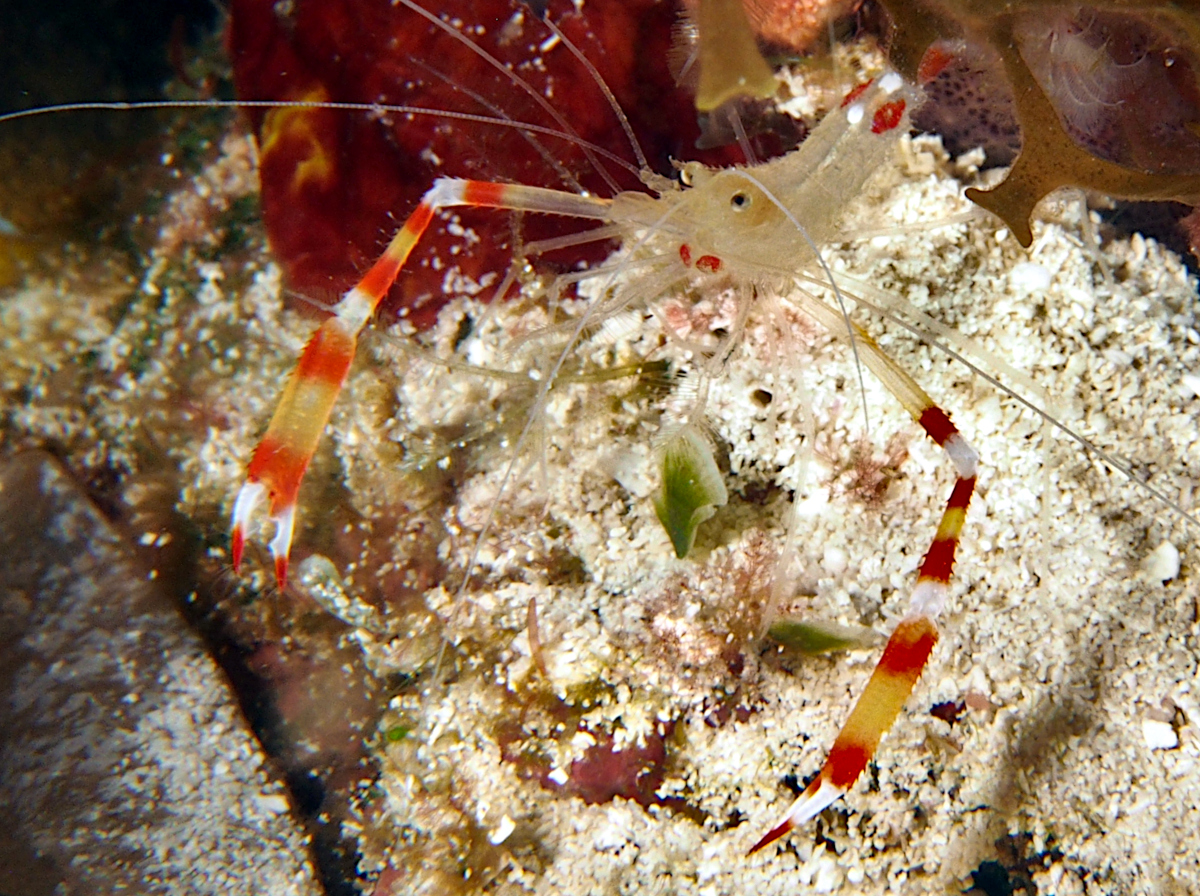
[0,452,322,896]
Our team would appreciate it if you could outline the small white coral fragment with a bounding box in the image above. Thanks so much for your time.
[1009,260,1052,293]
[1142,541,1181,583]
[546,767,569,786]
[1142,718,1179,751]
[488,814,515,845]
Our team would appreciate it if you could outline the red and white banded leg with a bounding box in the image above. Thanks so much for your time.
[231,178,614,587]
[750,306,979,853]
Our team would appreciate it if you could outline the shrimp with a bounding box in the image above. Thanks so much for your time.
[5,2,1200,891]
[228,45,981,845]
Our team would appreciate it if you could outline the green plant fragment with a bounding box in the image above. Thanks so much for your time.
[767,618,881,655]
[653,426,728,558]
[385,725,411,742]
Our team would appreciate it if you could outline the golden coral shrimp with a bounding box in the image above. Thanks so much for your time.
[229,51,982,851]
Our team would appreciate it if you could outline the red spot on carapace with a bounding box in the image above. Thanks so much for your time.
[871,99,906,134]
[918,44,957,83]
[679,243,692,266]
[696,254,722,273]
[841,79,872,107]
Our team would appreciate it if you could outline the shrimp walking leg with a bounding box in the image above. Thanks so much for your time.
[231,178,614,586]
[750,305,978,852]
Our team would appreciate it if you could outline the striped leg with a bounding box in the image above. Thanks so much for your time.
[750,303,979,853]
[231,178,614,586]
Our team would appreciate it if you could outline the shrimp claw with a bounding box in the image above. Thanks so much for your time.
[749,615,940,852]
[232,178,614,586]
[231,184,442,586]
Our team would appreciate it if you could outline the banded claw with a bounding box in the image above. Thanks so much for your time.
[231,479,297,589]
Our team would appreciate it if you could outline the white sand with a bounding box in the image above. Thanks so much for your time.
[4,74,1198,896]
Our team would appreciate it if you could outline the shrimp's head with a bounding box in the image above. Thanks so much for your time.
[672,163,812,277]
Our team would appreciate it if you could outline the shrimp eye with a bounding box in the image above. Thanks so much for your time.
[730,191,750,211]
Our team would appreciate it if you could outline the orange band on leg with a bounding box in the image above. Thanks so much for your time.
[826,615,938,786]
[750,615,938,854]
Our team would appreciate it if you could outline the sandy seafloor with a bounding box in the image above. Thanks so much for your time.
[3,89,1200,895]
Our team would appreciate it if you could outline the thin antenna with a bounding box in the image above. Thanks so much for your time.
[862,294,1200,531]
[540,16,650,173]
[0,99,642,179]
[726,104,758,166]
[431,197,689,684]
[409,56,585,195]
[396,0,623,195]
